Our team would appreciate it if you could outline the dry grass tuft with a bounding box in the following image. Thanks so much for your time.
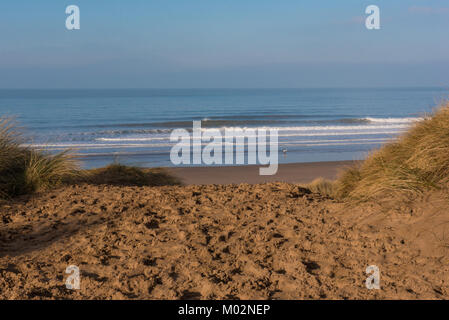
[335,101,449,201]
[0,117,79,198]
[0,118,180,199]
[304,178,336,198]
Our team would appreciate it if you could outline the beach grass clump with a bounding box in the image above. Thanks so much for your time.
[23,150,79,194]
[82,163,181,187]
[304,177,336,198]
[0,118,181,199]
[0,117,78,198]
[335,102,449,201]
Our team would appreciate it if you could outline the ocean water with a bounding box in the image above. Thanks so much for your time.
[0,88,447,168]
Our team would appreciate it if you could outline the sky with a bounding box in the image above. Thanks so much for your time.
[1,0,449,88]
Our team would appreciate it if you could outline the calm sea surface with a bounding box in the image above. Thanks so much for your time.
[0,88,447,168]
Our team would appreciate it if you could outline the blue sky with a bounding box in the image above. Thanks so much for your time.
[1,0,449,88]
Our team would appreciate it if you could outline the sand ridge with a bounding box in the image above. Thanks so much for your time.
[0,183,448,299]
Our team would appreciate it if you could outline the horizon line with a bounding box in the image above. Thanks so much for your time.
[0,86,448,91]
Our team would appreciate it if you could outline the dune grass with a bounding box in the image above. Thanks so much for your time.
[335,102,449,201]
[0,118,78,198]
[0,118,180,199]
[303,177,336,198]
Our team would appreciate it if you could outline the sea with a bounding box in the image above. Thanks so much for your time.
[0,88,447,168]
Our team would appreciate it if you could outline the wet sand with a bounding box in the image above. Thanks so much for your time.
[168,161,357,185]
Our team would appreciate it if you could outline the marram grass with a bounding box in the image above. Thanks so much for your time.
[0,117,78,198]
[0,117,180,199]
[335,102,449,201]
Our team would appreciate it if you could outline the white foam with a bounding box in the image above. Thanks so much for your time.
[284,141,390,147]
[364,117,423,123]
[26,136,395,150]
[96,137,168,142]
[209,123,411,132]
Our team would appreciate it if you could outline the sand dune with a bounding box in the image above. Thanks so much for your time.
[1,182,448,299]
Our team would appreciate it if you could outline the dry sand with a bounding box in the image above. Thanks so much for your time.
[1,168,449,299]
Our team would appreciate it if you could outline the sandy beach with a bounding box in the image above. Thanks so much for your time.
[168,161,357,185]
[1,160,448,299]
